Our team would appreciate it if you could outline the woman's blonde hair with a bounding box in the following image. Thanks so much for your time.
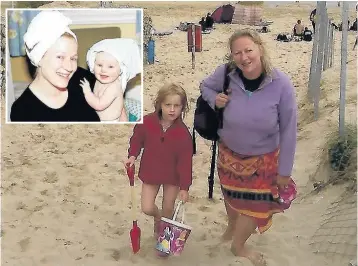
[154,83,189,118]
[226,29,273,75]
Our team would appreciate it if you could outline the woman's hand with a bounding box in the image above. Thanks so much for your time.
[178,190,189,203]
[215,89,231,109]
[276,175,291,190]
[125,156,136,168]
[80,78,91,94]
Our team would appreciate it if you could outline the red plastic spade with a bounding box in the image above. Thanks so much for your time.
[126,163,141,254]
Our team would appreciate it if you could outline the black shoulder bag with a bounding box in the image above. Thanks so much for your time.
[192,64,231,198]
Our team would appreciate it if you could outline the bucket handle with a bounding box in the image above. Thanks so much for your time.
[172,201,185,223]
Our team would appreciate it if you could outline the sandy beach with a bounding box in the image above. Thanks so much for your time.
[1,1,357,266]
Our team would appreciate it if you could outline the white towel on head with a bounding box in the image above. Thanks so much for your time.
[24,10,77,67]
[86,38,141,93]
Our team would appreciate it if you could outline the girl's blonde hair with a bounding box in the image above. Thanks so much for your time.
[154,83,189,118]
[226,29,273,75]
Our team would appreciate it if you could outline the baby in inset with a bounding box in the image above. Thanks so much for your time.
[80,38,141,122]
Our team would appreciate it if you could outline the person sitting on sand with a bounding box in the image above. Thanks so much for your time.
[293,20,304,36]
[200,29,297,266]
[303,27,313,41]
[80,38,141,122]
[199,17,207,31]
[205,13,214,29]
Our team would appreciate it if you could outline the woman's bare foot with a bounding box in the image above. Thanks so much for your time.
[230,244,267,266]
[221,225,234,241]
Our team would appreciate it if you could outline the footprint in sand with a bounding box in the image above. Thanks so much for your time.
[264,254,291,266]
[43,171,58,183]
[18,237,31,252]
[198,206,210,212]
[115,236,154,262]
[194,233,208,242]
[112,228,125,237]
[205,243,221,258]
[16,201,27,210]
[108,249,121,261]
[258,244,291,266]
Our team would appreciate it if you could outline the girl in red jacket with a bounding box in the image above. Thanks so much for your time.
[125,83,193,237]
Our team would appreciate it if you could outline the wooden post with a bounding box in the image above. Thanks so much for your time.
[339,1,349,137]
[327,19,333,68]
[313,1,327,120]
[323,16,331,71]
[191,24,195,69]
[308,3,319,102]
[331,25,335,67]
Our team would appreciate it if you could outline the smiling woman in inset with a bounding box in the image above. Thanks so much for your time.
[200,29,297,266]
[10,10,100,122]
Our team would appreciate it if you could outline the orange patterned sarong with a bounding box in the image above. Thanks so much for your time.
[217,142,284,233]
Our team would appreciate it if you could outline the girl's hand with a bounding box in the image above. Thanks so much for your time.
[80,78,91,94]
[125,156,136,168]
[276,175,291,190]
[178,190,189,203]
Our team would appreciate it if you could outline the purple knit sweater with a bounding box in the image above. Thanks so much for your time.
[200,64,297,176]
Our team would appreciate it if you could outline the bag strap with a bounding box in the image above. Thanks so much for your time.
[173,200,185,223]
[192,127,196,155]
[208,139,217,198]
[218,63,231,129]
[222,63,231,95]
[208,64,231,199]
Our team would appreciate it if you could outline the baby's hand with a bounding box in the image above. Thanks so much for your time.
[80,78,91,94]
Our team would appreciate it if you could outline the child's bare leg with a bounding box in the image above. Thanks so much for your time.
[162,184,179,219]
[141,183,161,236]
[222,200,238,241]
[230,214,267,266]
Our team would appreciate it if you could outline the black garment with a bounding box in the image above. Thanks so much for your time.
[331,22,339,30]
[199,19,206,31]
[350,19,357,31]
[205,15,214,28]
[310,9,316,20]
[303,29,313,41]
[10,67,100,122]
[311,21,316,33]
[310,9,316,33]
[237,68,264,92]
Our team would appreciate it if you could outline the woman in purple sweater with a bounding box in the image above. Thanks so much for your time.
[201,29,297,266]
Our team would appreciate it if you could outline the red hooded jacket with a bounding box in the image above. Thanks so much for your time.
[128,112,193,191]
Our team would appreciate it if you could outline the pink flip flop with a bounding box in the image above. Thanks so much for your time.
[277,179,297,210]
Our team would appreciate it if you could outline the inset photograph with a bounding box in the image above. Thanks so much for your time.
[6,8,143,123]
